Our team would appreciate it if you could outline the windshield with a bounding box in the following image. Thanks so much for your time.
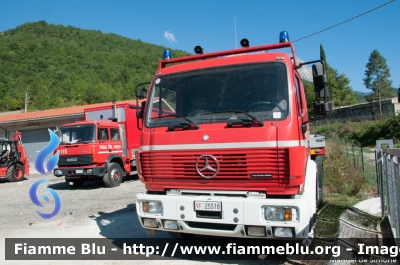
[59,124,96,144]
[146,62,289,128]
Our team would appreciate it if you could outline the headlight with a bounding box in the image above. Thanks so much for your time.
[86,168,93,174]
[163,220,178,230]
[274,227,294,237]
[54,170,62,176]
[264,206,293,221]
[142,201,163,214]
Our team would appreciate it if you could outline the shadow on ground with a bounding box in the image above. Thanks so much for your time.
[0,176,28,184]
[48,176,138,190]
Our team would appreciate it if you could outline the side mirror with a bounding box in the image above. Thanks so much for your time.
[136,101,146,119]
[136,88,147,99]
[312,64,329,98]
[314,101,333,116]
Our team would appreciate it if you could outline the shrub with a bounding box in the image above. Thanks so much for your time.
[323,138,365,196]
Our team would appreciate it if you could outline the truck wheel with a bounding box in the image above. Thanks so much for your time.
[65,177,84,188]
[103,162,123,188]
[6,164,25,182]
[168,232,194,239]
[315,156,324,205]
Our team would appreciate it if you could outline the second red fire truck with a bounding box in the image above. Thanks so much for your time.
[53,102,141,187]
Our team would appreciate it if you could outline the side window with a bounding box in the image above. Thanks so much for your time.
[295,75,305,117]
[98,128,109,140]
[110,128,120,141]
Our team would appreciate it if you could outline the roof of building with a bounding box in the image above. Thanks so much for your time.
[0,100,138,124]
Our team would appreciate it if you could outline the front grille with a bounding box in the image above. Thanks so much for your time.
[58,155,93,166]
[140,148,289,183]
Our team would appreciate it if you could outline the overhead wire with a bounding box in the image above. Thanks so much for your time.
[293,0,395,42]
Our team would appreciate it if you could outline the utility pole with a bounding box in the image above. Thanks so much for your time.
[24,93,29,113]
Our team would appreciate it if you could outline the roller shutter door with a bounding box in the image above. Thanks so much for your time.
[20,129,50,174]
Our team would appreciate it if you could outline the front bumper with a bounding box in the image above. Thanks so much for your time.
[54,167,106,177]
[136,190,314,239]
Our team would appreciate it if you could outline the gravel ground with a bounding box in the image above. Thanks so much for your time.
[0,173,290,265]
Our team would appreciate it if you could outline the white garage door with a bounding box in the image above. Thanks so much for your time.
[20,129,51,174]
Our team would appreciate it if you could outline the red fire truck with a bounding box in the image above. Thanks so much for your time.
[135,31,331,240]
[53,102,140,187]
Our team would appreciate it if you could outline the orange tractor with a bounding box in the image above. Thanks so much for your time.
[0,132,29,182]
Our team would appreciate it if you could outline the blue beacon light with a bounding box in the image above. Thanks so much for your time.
[100,115,104,120]
[73,118,78,122]
[163,50,172,60]
[279,31,290,43]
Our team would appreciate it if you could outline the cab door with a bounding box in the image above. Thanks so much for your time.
[97,127,113,164]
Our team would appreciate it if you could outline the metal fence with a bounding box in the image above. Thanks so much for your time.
[376,148,400,247]
[344,141,377,187]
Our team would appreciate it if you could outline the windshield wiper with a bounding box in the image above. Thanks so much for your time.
[203,110,264,127]
[152,114,199,129]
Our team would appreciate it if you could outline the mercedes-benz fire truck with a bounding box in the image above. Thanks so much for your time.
[53,102,140,188]
[135,31,331,240]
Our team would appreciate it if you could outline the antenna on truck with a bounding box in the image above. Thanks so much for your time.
[234,15,237,48]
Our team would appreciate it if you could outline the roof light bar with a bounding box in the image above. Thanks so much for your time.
[159,32,296,69]
[163,50,172,60]
[279,31,290,43]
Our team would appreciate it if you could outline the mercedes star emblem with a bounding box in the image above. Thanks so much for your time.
[196,155,219,178]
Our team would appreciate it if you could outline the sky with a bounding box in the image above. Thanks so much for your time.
[1,0,399,93]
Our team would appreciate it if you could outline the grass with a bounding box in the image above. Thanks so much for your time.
[313,135,381,238]
[309,117,398,238]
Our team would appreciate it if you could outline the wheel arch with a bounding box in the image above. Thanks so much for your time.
[105,154,125,176]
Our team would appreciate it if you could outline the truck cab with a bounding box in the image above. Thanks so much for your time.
[135,32,330,240]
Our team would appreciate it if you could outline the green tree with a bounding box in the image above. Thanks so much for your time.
[0,21,190,112]
[335,73,357,106]
[363,49,394,117]
[320,44,356,107]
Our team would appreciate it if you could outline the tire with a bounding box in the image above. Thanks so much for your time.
[103,162,123,188]
[6,164,24,182]
[315,156,324,205]
[168,232,194,239]
[65,177,84,188]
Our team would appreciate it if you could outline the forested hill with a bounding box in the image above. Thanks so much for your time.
[0,21,190,111]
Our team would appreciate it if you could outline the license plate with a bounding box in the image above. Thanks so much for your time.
[76,170,83,173]
[194,201,222,212]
